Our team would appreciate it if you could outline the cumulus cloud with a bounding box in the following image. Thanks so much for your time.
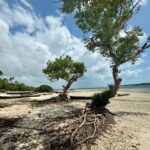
[121,69,142,78]
[0,0,111,88]
[140,0,149,5]
[119,27,148,45]
[0,0,149,88]
[20,0,33,10]
[134,0,149,5]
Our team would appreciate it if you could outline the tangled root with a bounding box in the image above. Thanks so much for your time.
[49,104,115,150]
[70,105,115,149]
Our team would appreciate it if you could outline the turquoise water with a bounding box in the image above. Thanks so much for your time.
[121,84,150,93]
[72,84,150,93]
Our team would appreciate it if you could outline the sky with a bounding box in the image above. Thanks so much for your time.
[0,0,150,89]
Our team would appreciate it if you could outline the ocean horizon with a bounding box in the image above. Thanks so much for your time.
[71,83,150,93]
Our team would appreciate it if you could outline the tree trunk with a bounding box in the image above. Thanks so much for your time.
[109,65,122,98]
[58,80,73,101]
[62,80,73,95]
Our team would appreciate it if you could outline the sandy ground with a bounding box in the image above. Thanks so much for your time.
[69,90,150,150]
[0,90,150,150]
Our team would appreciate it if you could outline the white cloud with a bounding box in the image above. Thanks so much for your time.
[0,0,149,88]
[20,0,33,10]
[120,58,145,70]
[0,0,43,33]
[119,30,127,38]
[0,0,111,88]
[119,27,148,45]
[134,0,149,5]
[140,0,149,5]
[121,69,142,78]
[139,32,148,44]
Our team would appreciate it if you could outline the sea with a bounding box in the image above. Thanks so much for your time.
[121,83,150,93]
[72,83,150,93]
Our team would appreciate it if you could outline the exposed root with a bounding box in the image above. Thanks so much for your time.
[49,104,115,150]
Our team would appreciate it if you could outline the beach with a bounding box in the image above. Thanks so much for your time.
[70,89,150,150]
[0,89,150,149]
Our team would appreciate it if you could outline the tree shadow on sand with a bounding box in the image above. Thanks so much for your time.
[0,106,83,149]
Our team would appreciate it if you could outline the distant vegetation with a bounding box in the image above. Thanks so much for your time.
[0,78,35,91]
[123,83,150,86]
[0,71,52,92]
[35,85,53,92]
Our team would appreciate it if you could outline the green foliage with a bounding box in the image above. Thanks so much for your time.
[35,85,53,92]
[60,0,150,66]
[0,73,52,92]
[91,89,112,108]
[0,78,35,91]
[60,0,150,102]
[43,55,86,89]
[43,55,86,96]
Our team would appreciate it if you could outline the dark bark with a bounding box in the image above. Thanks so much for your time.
[58,80,73,101]
[62,80,73,95]
[109,65,122,98]
[90,65,122,109]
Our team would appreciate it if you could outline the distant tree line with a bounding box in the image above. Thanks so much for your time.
[0,71,52,92]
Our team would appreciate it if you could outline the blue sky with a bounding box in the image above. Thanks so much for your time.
[0,0,150,89]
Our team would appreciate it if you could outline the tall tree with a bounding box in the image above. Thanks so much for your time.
[43,55,86,99]
[60,0,150,107]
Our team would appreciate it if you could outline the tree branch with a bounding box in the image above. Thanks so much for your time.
[118,40,150,65]
[115,0,141,29]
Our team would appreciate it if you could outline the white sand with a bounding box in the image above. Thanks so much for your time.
[69,90,150,150]
[0,90,150,149]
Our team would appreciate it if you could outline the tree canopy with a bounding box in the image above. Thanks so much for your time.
[43,55,86,94]
[60,0,150,101]
[61,0,150,66]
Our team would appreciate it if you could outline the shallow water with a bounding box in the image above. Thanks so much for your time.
[121,84,150,93]
[71,84,150,93]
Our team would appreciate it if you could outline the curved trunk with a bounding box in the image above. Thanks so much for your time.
[90,65,122,109]
[109,65,122,98]
[62,80,73,95]
[58,80,73,101]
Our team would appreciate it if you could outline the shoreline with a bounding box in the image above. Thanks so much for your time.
[70,88,150,93]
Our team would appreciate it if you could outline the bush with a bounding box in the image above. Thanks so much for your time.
[35,85,53,93]
[0,78,35,91]
[91,89,111,108]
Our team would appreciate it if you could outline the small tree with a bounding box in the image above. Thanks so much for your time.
[43,55,86,99]
[61,0,150,108]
